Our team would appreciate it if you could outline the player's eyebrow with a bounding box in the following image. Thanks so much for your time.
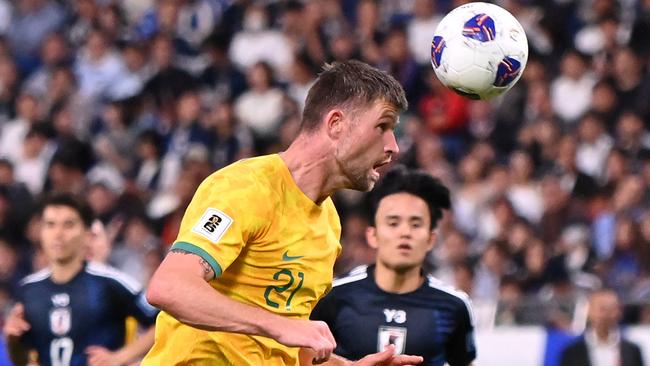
[379,112,399,128]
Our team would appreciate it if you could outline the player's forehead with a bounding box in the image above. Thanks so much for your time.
[368,99,399,120]
[42,205,83,222]
[376,193,429,217]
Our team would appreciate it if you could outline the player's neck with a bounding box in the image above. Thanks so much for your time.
[374,262,424,294]
[50,257,85,284]
[280,135,343,204]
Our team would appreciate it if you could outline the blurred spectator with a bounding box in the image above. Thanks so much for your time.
[590,79,621,131]
[176,0,217,52]
[453,153,490,237]
[333,210,375,276]
[93,100,138,175]
[109,214,161,286]
[418,69,470,156]
[615,112,650,163]
[13,124,56,195]
[234,61,285,153]
[378,25,425,106]
[473,241,512,301]
[610,48,649,116]
[45,138,94,195]
[286,53,317,113]
[228,3,293,79]
[143,34,197,115]
[0,56,21,123]
[0,0,11,35]
[560,289,644,366]
[0,186,22,249]
[630,0,650,58]
[68,0,99,48]
[433,228,471,286]
[507,150,544,224]
[602,216,644,299]
[206,100,254,169]
[6,0,65,73]
[575,112,613,181]
[74,29,129,102]
[0,238,21,296]
[132,129,164,196]
[199,31,247,105]
[157,89,212,191]
[518,239,550,295]
[550,50,597,125]
[0,159,33,244]
[22,32,71,98]
[0,91,42,163]
[538,174,581,246]
[407,0,441,65]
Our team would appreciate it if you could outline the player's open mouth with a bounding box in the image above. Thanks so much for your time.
[373,160,390,172]
[397,244,412,251]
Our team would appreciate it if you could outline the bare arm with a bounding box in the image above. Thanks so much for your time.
[299,346,423,366]
[85,326,156,366]
[146,250,336,360]
[115,326,155,364]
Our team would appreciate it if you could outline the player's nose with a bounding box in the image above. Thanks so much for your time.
[384,131,399,156]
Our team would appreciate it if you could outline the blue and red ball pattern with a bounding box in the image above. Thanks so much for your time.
[494,57,521,87]
[462,14,496,42]
[431,36,446,68]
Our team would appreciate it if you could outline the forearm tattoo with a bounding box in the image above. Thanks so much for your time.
[170,248,215,279]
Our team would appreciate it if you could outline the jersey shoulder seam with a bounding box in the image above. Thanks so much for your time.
[20,268,52,285]
[332,265,369,287]
[86,261,142,294]
[426,275,476,325]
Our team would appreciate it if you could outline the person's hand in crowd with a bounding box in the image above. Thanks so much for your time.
[2,303,30,339]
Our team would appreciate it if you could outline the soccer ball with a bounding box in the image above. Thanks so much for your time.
[430,2,528,100]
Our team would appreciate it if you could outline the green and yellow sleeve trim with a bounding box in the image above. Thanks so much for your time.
[171,241,223,279]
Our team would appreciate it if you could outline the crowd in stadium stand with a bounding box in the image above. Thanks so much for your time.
[0,0,650,333]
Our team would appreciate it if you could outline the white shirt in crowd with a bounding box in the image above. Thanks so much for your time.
[586,328,621,366]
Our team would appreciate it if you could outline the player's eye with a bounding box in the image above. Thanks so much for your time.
[377,122,392,132]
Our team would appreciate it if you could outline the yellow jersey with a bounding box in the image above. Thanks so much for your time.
[142,154,342,366]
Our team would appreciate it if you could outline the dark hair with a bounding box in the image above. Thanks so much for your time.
[301,60,408,132]
[368,165,450,229]
[39,193,94,228]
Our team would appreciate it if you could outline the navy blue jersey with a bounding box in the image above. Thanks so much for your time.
[17,261,158,366]
[311,265,476,366]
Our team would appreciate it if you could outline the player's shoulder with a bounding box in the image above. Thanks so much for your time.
[19,267,52,287]
[425,275,475,315]
[332,265,371,289]
[201,155,283,196]
[212,155,281,182]
[85,261,143,294]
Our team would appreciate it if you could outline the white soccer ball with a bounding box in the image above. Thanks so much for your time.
[431,2,528,100]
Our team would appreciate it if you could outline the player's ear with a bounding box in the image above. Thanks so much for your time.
[366,226,378,249]
[324,109,345,139]
[427,229,437,251]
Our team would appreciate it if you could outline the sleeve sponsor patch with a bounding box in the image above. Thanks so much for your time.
[191,208,233,244]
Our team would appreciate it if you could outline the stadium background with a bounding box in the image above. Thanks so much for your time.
[0,0,649,365]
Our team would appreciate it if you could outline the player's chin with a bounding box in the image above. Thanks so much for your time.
[388,261,419,273]
[364,170,381,190]
[350,174,377,192]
